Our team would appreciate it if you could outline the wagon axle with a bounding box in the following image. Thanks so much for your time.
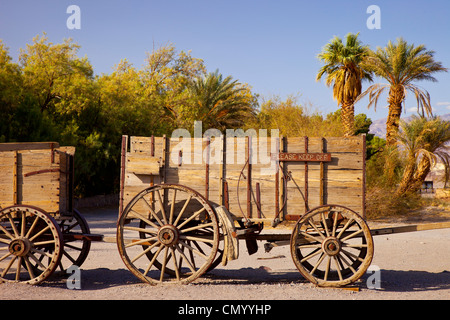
[9,238,32,257]
[158,225,179,246]
[322,237,341,256]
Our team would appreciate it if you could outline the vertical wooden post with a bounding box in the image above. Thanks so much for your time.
[224,181,229,210]
[13,151,18,205]
[205,137,210,201]
[319,138,325,206]
[304,136,309,212]
[362,134,367,219]
[275,136,280,219]
[281,136,287,219]
[119,135,128,217]
[247,136,252,219]
[256,182,261,218]
[219,135,225,207]
[162,135,167,184]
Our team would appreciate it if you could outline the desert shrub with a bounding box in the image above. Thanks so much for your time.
[365,146,423,218]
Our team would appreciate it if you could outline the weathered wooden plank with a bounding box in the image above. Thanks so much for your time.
[126,153,161,175]
[0,142,60,152]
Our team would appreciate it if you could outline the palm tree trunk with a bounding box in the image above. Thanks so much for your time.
[395,156,417,197]
[386,86,405,146]
[396,156,432,196]
[341,100,355,136]
[410,156,432,191]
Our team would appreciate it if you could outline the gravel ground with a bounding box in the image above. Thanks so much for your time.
[1,206,449,301]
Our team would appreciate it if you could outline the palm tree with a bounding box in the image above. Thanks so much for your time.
[396,115,450,196]
[188,70,257,131]
[357,38,447,146]
[316,33,373,136]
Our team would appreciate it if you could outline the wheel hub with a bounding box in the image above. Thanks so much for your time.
[322,237,341,256]
[158,225,179,246]
[9,238,32,257]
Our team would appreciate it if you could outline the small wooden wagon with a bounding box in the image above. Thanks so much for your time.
[0,142,94,284]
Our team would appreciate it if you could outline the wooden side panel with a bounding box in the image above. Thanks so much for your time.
[166,137,223,207]
[19,150,61,213]
[0,145,75,215]
[121,135,366,221]
[283,136,365,218]
[122,136,164,210]
[122,136,224,213]
[0,151,15,208]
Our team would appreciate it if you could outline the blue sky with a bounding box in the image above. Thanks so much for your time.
[1,0,449,121]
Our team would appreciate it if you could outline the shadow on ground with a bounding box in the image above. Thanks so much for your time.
[42,266,450,293]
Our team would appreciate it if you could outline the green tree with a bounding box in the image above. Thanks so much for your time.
[255,95,346,137]
[141,44,206,129]
[19,33,94,114]
[358,38,448,146]
[0,41,22,141]
[395,116,450,196]
[186,70,257,132]
[97,59,166,137]
[316,33,373,136]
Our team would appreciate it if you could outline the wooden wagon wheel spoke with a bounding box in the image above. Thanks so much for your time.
[174,244,196,273]
[0,224,15,240]
[139,198,164,227]
[178,239,208,260]
[0,205,63,285]
[143,244,164,276]
[169,190,177,225]
[300,247,322,263]
[291,205,374,288]
[131,241,159,263]
[173,195,192,227]
[156,189,168,225]
[307,221,327,240]
[170,248,180,280]
[0,238,12,245]
[117,184,219,285]
[23,256,35,279]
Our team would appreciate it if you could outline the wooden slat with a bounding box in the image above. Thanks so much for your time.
[0,142,60,152]
[126,153,160,175]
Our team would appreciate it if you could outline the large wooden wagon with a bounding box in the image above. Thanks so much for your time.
[116,134,373,287]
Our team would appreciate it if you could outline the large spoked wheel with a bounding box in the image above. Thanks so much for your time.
[290,205,374,287]
[57,209,91,272]
[0,205,63,285]
[117,184,220,285]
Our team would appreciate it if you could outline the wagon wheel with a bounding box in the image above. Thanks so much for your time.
[138,212,225,274]
[57,209,91,271]
[0,205,63,285]
[290,205,374,287]
[117,184,220,285]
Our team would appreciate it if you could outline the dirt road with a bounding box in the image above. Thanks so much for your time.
[1,206,449,301]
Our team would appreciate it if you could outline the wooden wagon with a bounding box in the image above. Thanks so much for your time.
[1,136,448,287]
[116,134,373,287]
[0,142,93,284]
